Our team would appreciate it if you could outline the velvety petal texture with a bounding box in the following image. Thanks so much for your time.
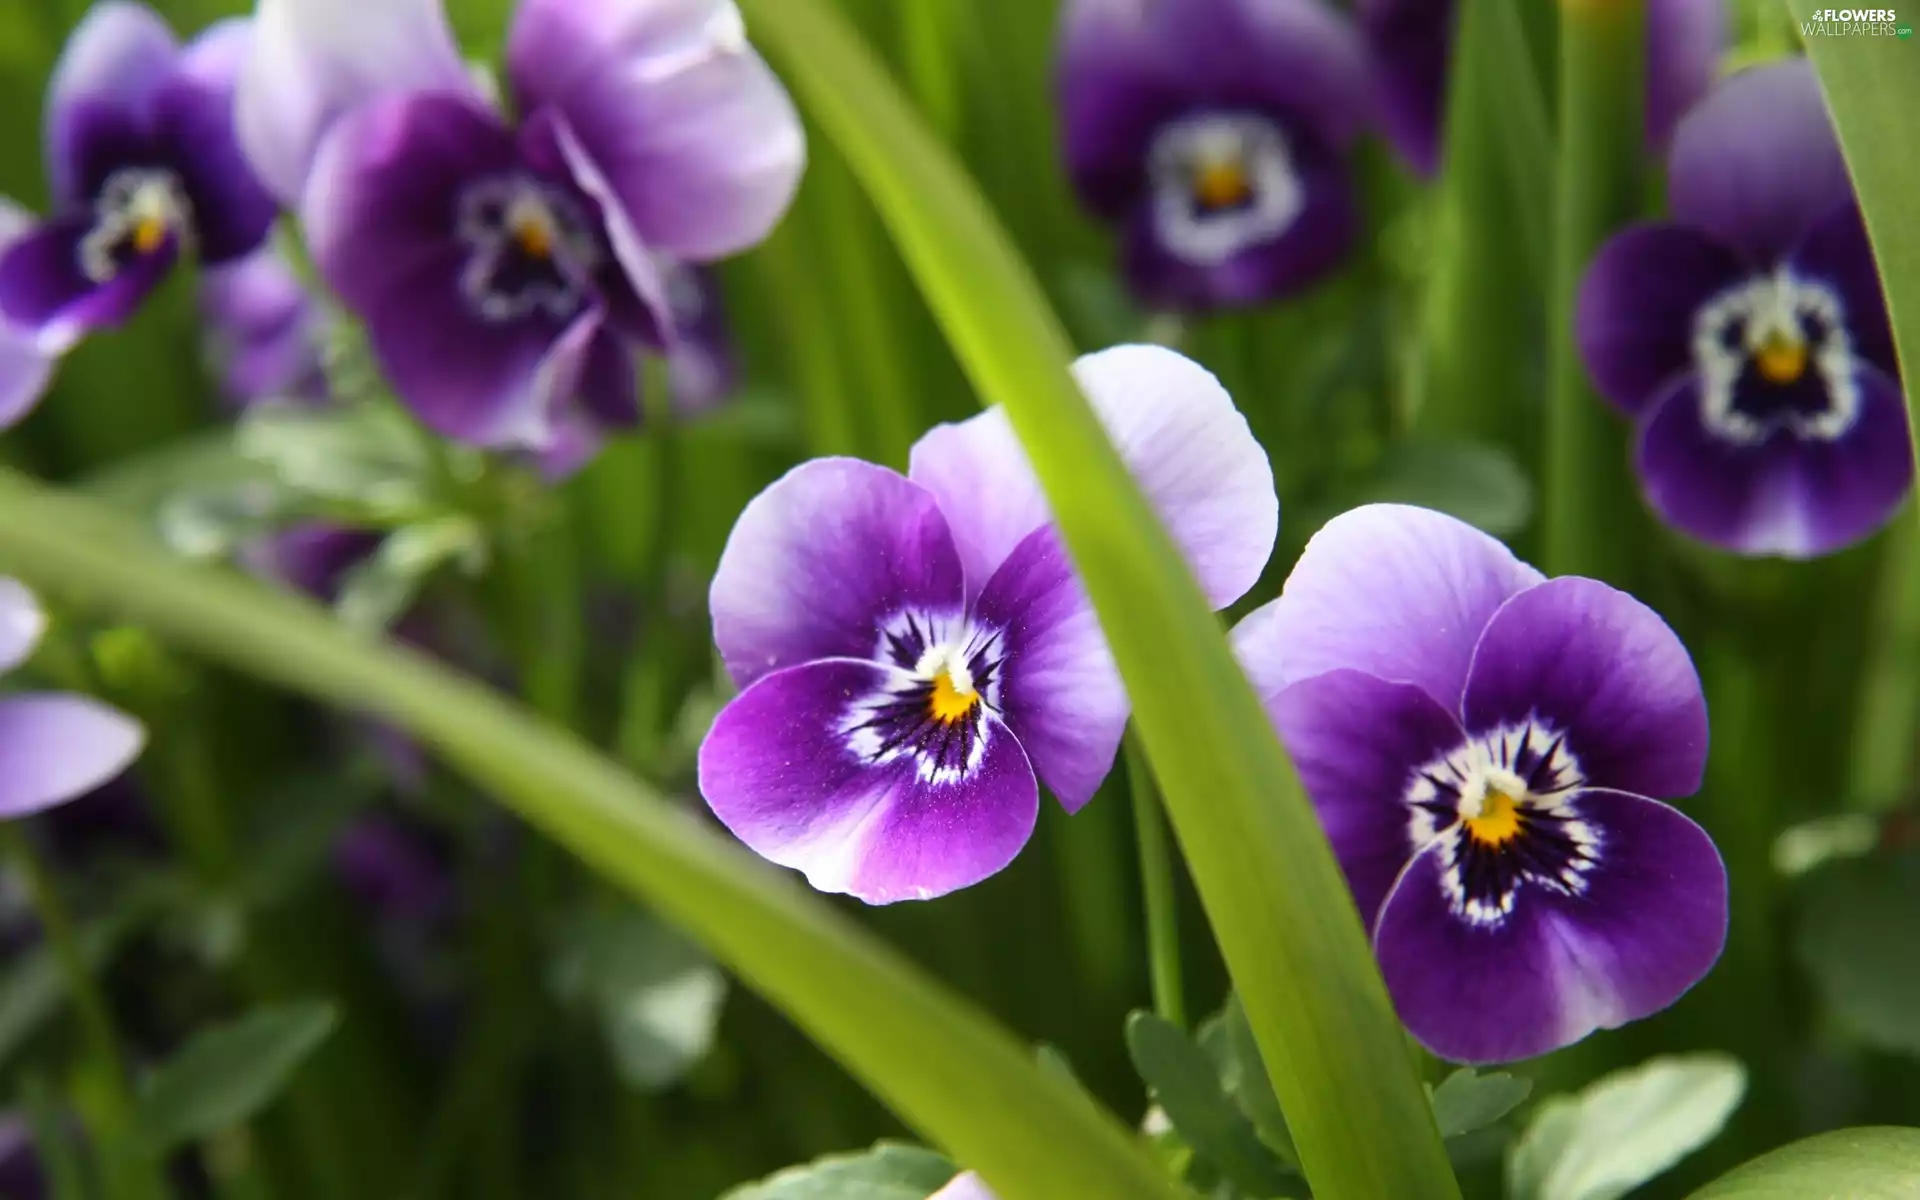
[44,1,179,204]
[0,695,145,820]
[1575,223,1746,417]
[152,19,279,264]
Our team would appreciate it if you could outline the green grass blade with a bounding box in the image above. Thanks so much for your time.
[735,2,1459,1197]
[0,471,1177,1200]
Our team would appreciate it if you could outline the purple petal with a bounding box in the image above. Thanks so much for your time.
[1121,140,1357,311]
[44,1,179,205]
[0,580,46,674]
[1576,222,1748,417]
[931,1173,999,1200]
[236,0,474,206]
[1667,59,1849,263]
[698,658,1039,904]
[1268,669,1467,928]
[972,526,1126,814]
[908,345,1276,609]
[1646,0,1728,152]
[332,815,452,920]
[1790,201,1896,377]
[152,19,277,264]
[0,203,54,425]
[0,695,145,820]
[710,459,966,689]
[1462,576,1708,800]
[1230,503,1544,709]
[1354,0,1451,177]
[199,244,329,405]
[1636,369,1915,558]
[1374,789,1726,1063]
[507,0,805,260]
[538,112,673,340]
[255,523,383,601]
[662,261,738,414]
[1160,0,1372,146]
[1055,0,1189,217]
[0,214,175,350]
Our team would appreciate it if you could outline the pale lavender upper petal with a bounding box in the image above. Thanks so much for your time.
[0,695,145,819]
[908,345,1276,609]
[698,658,1039,904]
[45,1,180,205]
[931,1173,999,1200]
[0,580,47,675]
[710,459,966,689]
[1667,59,1849,264]
[0,199,54,424]
[1231,504,1544,708]
[1268,668,1466,928]
[507,0,805,260]
[972,526,1127,814]
[236,0,474,206]
[1646,0,1728,152]
[153,19,278,264]
[1575,222,1747,417]
[1375,789,1726,1063]
[1463,577,1709,800]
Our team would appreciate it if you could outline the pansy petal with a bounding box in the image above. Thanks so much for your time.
[0,695,145,819]
[1667,60,1849,264]
[538,112,673,339]
[1268,669,1467,928]
[236,0,474,206]
[1789,201,1896,377]
[1056,0,1189,217]
[972,525,1127,814]
[1354,0,1451,176]
[909,345,1276,609]
[698,658,1039,904]
[1463,576,1707,800]
[0,327,52,429]
[0,215,175,350]
[45,1,179,205]
[1576,223,1748,416]
[1375,789,1725,1063]
[0,580,47,674]
[1636,369,1914,558]
[153,19,277,264]
[1646,0,1727,152]
[1163,0,1372,146]
[1231,503,1544,707]
[710,459,966,689]
[199,244,328,405]
[508,0,805,260]
[931,1174,999,1200]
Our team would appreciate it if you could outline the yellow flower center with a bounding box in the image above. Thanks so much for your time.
[513,215,555,261]
[1465,789,1524,848]
[131,214,167,255]
[1191,159,1253,212]
[1754,332,1809,385]
[928,668,979,724]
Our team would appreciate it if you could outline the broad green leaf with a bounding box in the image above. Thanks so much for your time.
[1125,1012,1301,1198]
[548,906,728,1091]
[1429,1069,1532,1140]
[1688,1126,1920,1198]
[1508,1055,1747,1200]
[1794,850,1920,1056]
[132,1001,339,1154]
[721,1142,959,1200]
[1792,9,1920,455]
[0,473,1180,1200]
[1344,441,1534,538]
[736,3,1459,1196]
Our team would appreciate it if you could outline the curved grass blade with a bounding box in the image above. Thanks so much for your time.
[733,2,1459,1196]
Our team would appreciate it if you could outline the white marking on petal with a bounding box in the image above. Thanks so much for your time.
[1148,113,1304,267]
[1692,268,1858,444]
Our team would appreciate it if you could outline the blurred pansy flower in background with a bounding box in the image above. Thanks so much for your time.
[699,346,1277,903]
[0,579,145,821]
[0,3,276,360]
[660,260,740,417]
[1055,0,1370,311]
[1577,60,1910,558]
[199,241,332,407]
[0,1114,44,1200]
[233,0,802,462]
[1359,0,1726,176]
[0,202,56,430]
[1234,505,1726,1063]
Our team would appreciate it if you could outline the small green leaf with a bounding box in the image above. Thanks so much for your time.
[1126,1011,1301,1197]
[132,1001,339,1154]
[1508,1055,1746,1200]
[1430,1068,1533,1140]
[548,906,727,1091]
[1345,440,1535,538]
[720,1142,959,1200]
[334,517,487,634]
[1794,851,1920,1057]
[1688,1127,1920,1198]
[1206,995,1298,1167]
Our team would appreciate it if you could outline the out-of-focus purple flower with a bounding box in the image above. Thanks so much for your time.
[1359,0,1726,177]
[0,4,276,354]
[0,1114,46,1200]
[0,201,56,431]
[200,242,331,406]
[1577,61,1909,558]
[1234,505,1726,1063]
[698,346,1276,903]
[250,522,385,602]
[233,0,802,458]
[661,260,739,417]
[1055,0,1370,311]
[930,1173,995,1200]
[332,814,454,922]
[0,579,145,822]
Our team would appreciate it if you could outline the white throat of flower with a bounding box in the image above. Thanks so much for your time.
[1148,113,1304,267]
[81,168,192,282]
[1692,268,1858,444]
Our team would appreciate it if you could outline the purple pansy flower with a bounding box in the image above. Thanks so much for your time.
[0,3,276,354]
[1359,0,1726,177]
[1234,505,1727,1063]
[234,0,803,455]
[930,1173,994,1200]
[661,260,739,416]
[0,579,146,822]
[698,345,1277,903]
[1578,61,1910,558]
[1055,0,1371,311]
[0,201,57,430]
[200,242,331,406]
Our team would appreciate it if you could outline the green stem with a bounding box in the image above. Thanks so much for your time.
[615,367,685,776]
[1125,735,1184,1029]
[500,495,583,729]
